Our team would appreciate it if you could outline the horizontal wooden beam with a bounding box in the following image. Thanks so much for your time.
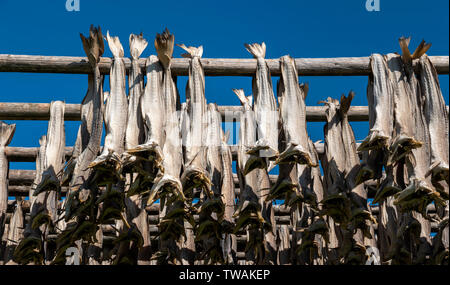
[1,54,448,76]
[4,143,332,162]
[0,103,375,122]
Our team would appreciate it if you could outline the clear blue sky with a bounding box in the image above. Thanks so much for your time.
[0,0,448,171]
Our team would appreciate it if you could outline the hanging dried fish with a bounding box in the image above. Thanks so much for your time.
[276,55,314,167]
[125,33,147,151]
[34,101,66,224]
[386,53,422,165]
[3,198,24,265]
[0,121,15,241]
[89,31,128,184]
[126,55,164,175]
[178,43,211,196]
[68,25,105,210]
[419,54,449,195]
[244,42,279,174]
[14,135,47,265]
[356,54,394,186]
[358,54,394,151]
[150,28,184,202]
[150,29,187,265]
[220,126,237,264]
[233,89,272,264]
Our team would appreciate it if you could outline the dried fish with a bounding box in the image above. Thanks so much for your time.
[126,55,164,172]
[385,53,422,165]
[68,25,105,206]
[244,43,279,173]
[15,135,47,265]
[419,54,449,193]
[125,33,147,151]
[89,31,128,182]
[220,127,237,264]
[178,43,211,196]
[356,54,395,186]
[233,89,274,264]
[276,55,314,167]
[150,28,184,201]
[205,103,223,196]
[0,121,15,241]
[34,101,66,224]
[358,54,394,151]
[3,199,24,264]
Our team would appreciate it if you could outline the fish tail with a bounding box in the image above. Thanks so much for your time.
[339,91,354,117]
[106,31,124,58]
[177,44,203,58]
[129,33,148,59]
[411,39,432,60]
[244,42,266,59]
[398,36,412,63]
[155,28,174,70]
[232,88,249,106]
[0,121,16,146]
[80,25,105,65]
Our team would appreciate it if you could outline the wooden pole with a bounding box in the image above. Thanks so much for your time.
[0,103,390,122]
[4,143,335,162]
[1,54,448,76]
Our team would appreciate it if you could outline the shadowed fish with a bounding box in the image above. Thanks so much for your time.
[69,25,105,205]
[0,121,15,241]
[419,54,449,191]
[384,53,423,165]
[358,54,393,152]
[4,199,24,264]
[33,101,66,225]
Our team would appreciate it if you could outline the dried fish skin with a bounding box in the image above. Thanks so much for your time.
[153,29,183,196]
[0,121,15,240]
[205,103,224,196]
[34,101,66,224]
[233,89,274,264]
[220,128,237,264]
[358,54,394,151]
[320,97,346,196]
[244,42,279,168]
[125,33,148,151]
[69,25,105,204]
[233,89,259,206]
[419,55,449,186]
[178,43,211,196]
[89,32,128,185]
[126,56,164,171]
[276,55,314,167]
[4,199,24,264]
[385,54,422,165]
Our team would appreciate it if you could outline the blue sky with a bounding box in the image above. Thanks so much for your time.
[0,0,448,172]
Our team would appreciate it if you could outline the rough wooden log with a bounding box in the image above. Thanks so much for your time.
[0,103,395,122]
[2,142,345,162]
[0,54,448,76]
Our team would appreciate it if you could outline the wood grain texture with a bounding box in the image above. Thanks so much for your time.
[1,54,448,75]
[0,103,400,122]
